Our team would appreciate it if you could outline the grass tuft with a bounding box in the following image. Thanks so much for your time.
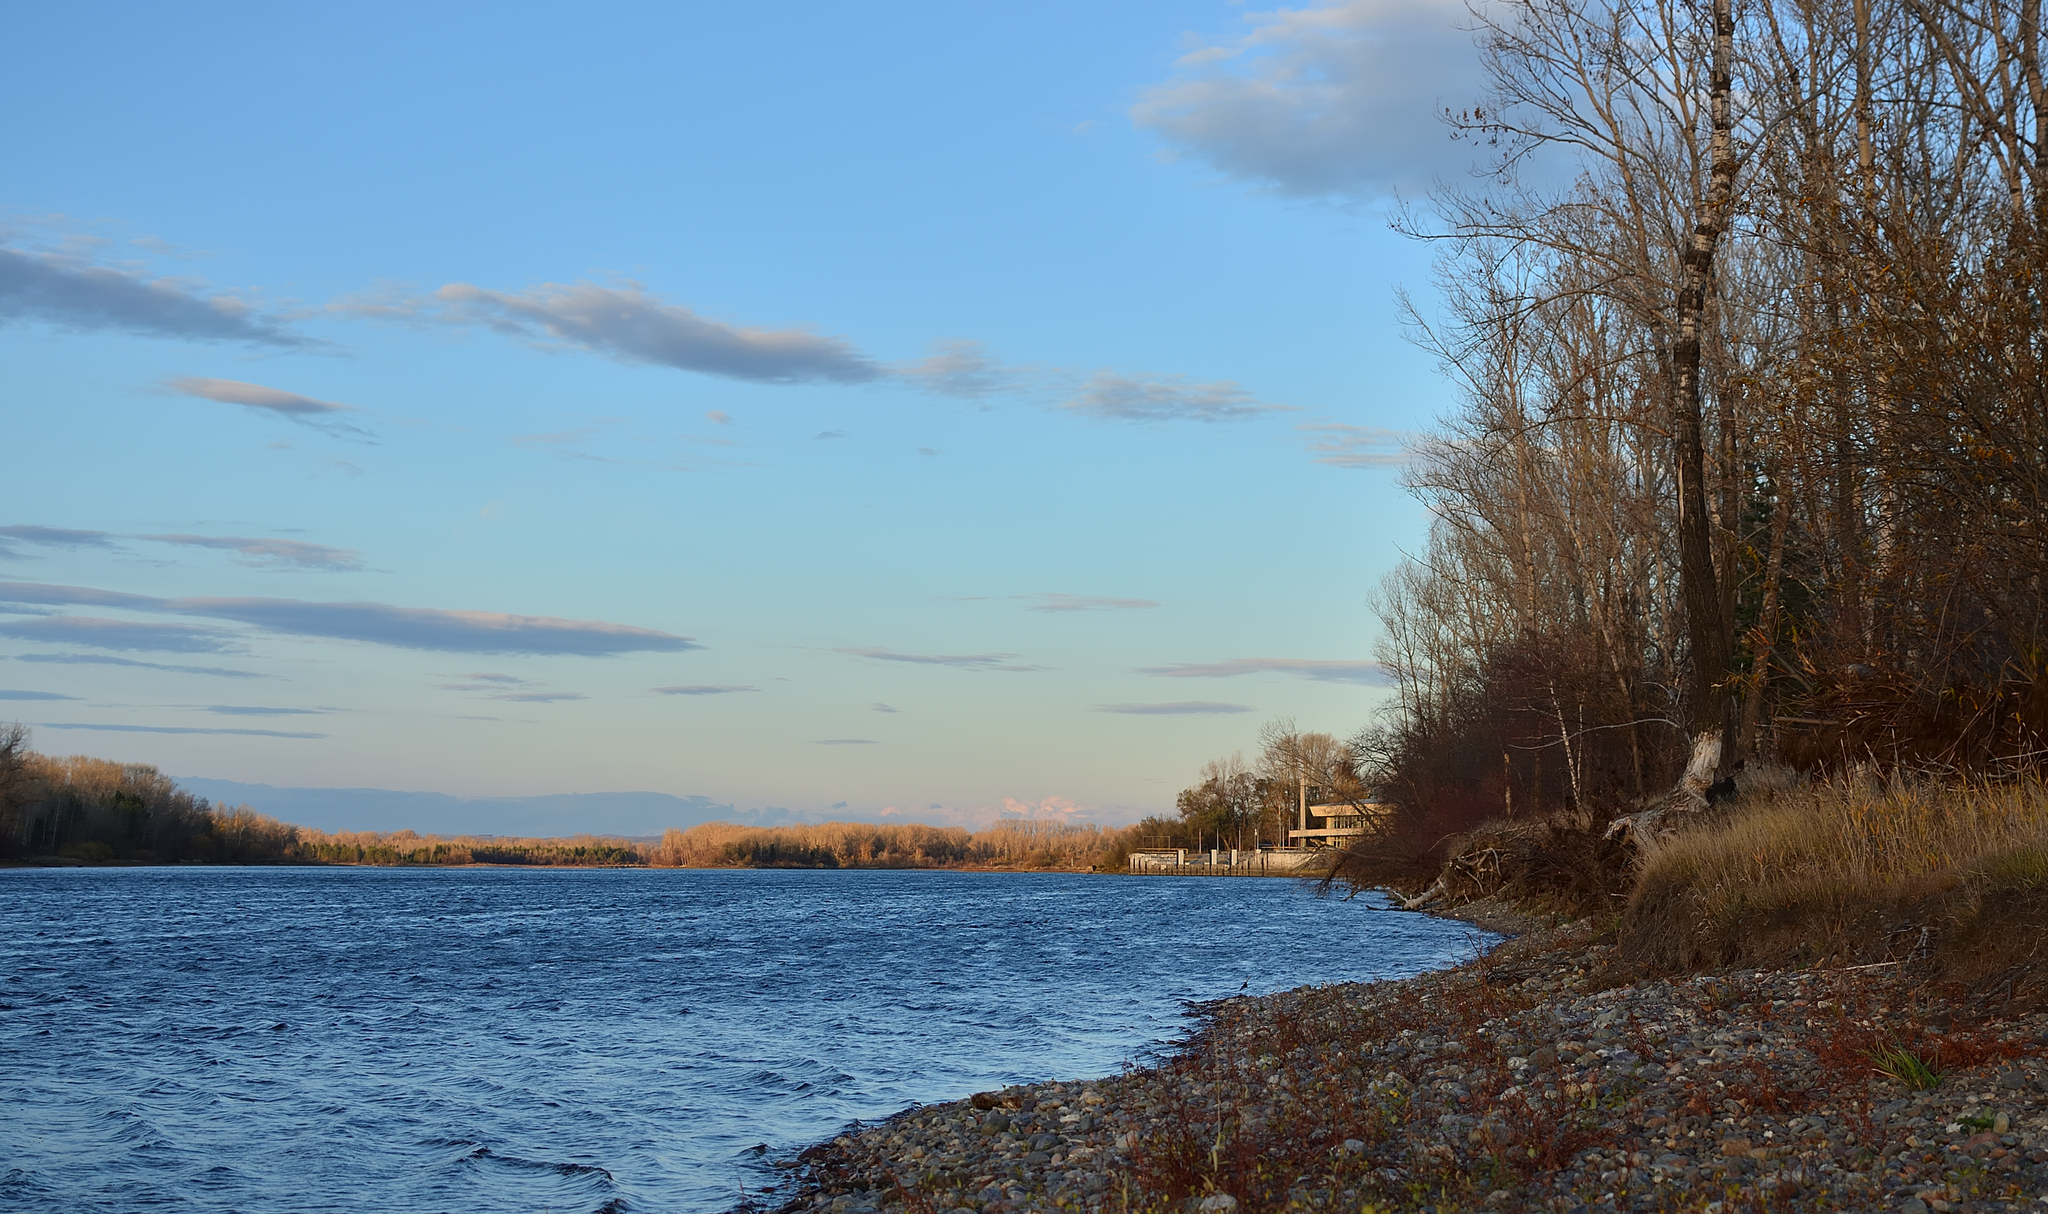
[1869,1044,1943,1089]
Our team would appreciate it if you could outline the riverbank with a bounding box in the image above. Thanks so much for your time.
[762,908,2048,1214]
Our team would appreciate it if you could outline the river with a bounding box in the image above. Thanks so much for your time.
[0,866,1491,1212]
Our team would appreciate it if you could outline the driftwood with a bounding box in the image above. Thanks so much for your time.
[1605,730,1724,846]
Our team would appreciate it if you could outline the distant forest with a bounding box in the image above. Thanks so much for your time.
[0,726,1194,871]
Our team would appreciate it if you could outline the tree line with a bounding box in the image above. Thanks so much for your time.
[1135,721,1372,853]
[0,725,641,867]
[0,726,1157,871]
[0,724,300,863]
[1362,0,2048,845]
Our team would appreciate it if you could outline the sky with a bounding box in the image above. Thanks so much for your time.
[0,0,1493,830]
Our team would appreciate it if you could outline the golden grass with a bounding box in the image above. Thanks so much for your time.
[1637,775,2048,894]
[1624,775,2048,976]
[650,818,1121,870]
[295,827,644,867]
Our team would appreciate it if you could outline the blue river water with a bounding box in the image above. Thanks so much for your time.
[0,866,1491,1213]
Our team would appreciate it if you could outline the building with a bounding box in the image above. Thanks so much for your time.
[1284,799,1388,847]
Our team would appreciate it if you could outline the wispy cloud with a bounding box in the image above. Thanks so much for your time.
[0,525,116,557]
[871,702,898,713]
[1061,372,1287,422]
[14,653,264,678]
[1,524,364,570]
[0,244,312,347]
[510,428,597,449]
[837,647,1048,673]
[894,339,1036,399]
[1018,592,1159,613]
[1298,422,1410,468]
[34,721,324,739]
[654,684,758,696]
[360,281,883,385]
[0,689,78,701]
[181,600,699,655]
[0,581,699,656]
[814,738,880,745]
[1094,701,1255,714]
[1137,657,1389,685]
[0,615,242,653]
[164,377,369,436]
[204,705,326,716]
[1132,0,1485,201]
[343,279,1299,436]
[138,534,365,571]
[435,673,583,702]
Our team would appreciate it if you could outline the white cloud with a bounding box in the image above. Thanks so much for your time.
[999,794,1087,820]
[1132,0,1486,200]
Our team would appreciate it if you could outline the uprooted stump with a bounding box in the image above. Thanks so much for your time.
[1381,816,1633,918]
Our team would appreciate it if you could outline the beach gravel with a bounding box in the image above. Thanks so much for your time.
[765,913,2048,1213]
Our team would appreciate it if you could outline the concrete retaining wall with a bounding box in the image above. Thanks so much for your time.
[1125,848,1332,877]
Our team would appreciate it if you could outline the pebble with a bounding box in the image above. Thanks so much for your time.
[764,916,2048,1212]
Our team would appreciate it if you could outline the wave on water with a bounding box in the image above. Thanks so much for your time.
[0,866,1490,1212]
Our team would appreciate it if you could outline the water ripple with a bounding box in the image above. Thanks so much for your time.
[0,866,1487,1212]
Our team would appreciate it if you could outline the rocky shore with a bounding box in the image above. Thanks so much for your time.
[763,908,2048,1213]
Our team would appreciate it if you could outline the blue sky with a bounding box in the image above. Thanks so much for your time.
[0,0,1487,829]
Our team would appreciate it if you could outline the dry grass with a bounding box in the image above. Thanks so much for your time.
[1623,776,2048,991]
[295,827,644,867]
[650,818,1122,870]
